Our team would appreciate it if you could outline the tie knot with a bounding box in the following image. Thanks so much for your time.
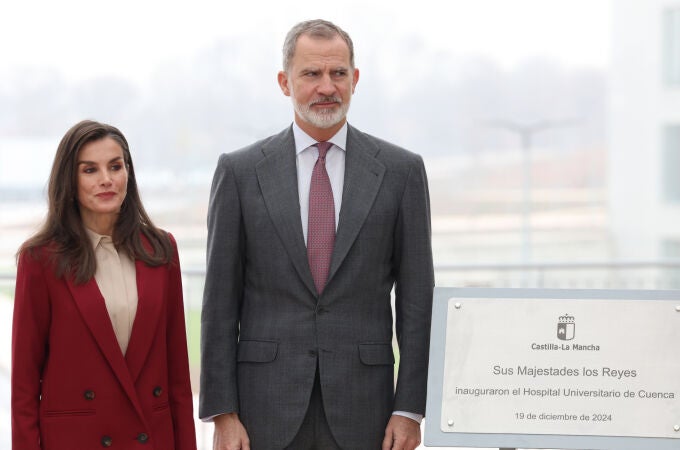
[316,141,332,159]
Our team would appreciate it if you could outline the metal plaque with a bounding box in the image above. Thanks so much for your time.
[425,288,680,450]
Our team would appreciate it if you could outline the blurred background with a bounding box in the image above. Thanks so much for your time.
[1,0,679,447]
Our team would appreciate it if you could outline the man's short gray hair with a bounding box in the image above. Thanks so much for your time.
[282,19,355,72]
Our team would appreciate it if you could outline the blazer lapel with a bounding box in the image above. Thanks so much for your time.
[328,126,385,283]
[125,260,163,382]
[256,127,318,297]
[66,277,149,426]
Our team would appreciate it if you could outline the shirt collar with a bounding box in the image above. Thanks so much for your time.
[85,227,113,250]
[292,121,348,156]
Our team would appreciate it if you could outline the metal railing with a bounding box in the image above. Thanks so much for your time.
[433,259,680,289]
[3,258,680,289]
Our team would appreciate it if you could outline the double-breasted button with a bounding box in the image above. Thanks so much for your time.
[137,432,149,444]
[84,390,96,400]
[101,436,112,447]
[152,386,163,397]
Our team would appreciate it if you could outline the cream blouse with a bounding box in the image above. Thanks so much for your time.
[86,228,138,355]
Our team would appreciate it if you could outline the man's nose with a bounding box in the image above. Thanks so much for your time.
[317,74,335,95]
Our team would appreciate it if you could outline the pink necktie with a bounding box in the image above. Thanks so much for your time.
[307,141,335,294]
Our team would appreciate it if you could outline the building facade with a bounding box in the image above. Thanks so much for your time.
[609,0,680,260]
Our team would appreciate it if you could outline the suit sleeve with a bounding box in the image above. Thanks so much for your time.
[199,153,244,419]
[166,235,198,450]
[12,251,51,450]
[392,155,434,415]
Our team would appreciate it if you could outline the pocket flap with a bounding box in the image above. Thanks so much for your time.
[358,343,395,365]
[237,340,278,363]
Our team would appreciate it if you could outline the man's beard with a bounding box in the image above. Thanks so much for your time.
[292,96,350,129]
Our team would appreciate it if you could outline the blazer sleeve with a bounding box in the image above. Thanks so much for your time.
[166,235,198,450]
[392,155,435,415]
[199,153,244,419]
[12,251,51,450]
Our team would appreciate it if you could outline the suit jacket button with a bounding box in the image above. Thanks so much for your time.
[152,386,163,397]
[84,390,96,400]
[137,432,149,443]
[101,436,112,447]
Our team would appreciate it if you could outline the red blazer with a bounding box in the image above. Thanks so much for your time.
[12,236,197,450]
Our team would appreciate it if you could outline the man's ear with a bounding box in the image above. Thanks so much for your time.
[352,68,360,93]
[278,71,291,96]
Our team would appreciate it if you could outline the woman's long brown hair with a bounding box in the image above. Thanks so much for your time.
[19,120,173,284]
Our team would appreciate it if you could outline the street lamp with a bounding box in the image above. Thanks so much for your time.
[482,118,580,265]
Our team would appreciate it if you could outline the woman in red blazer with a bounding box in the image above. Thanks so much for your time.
[12,120,197,449]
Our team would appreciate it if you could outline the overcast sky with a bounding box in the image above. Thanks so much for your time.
[0,0,611,84]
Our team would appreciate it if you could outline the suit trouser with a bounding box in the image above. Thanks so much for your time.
[285,368,342,450]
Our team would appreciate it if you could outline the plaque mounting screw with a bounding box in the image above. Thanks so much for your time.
[675,306,680,312]
[447,419,454,427]
[674,425,680,432]
[454,302,462,309]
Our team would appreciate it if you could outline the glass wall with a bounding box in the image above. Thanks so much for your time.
[662,125,680,203]
[663,7,680,86]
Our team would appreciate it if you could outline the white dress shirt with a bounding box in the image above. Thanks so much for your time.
[293,122,346,244]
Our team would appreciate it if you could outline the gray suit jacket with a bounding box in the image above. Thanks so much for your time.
[199,124,434,449]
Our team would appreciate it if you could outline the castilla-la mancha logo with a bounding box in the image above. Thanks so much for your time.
[557,314,575,341]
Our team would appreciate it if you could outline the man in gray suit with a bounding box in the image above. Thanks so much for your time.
[200,19,434,450]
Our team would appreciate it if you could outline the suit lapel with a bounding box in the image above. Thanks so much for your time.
[256,127,318,297]
[125,260,163,382]
[66,277,148,426]
[328,126,385,283]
